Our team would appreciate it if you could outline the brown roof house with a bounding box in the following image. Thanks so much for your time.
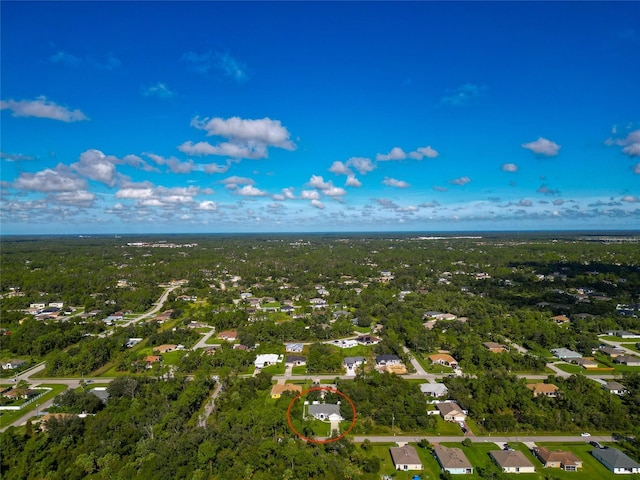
[483,342,509,353]
[534,447,582,471]
[389,445,423,471]
[270,384,302,399]
[436,402,467,422]
[490,450,535,474]
[433,445,474,475]
[526,383,559,398]
[428,353,458,368]
[153,344,178,354]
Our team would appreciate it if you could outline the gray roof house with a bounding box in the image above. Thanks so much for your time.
[389,445,423,471]
[375,354,401,366]
[591,448,640,474]
[551,348,582,360]
[343,356,366,369]
[433,445,473,475]
[420,383,448,397]
[307,404,343,421]
[89,387,110,403]
[490,450,535,473]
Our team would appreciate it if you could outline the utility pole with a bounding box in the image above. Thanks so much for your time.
[392,414,395,436]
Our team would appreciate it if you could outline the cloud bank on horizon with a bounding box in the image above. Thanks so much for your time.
[1,2,639,234]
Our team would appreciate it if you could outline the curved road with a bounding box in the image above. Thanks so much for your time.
[1,285,178,431]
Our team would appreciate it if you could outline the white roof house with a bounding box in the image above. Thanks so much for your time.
[254,354,282,369]
[420,383,448,397]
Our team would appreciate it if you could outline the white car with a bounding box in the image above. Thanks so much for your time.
[581,432,591,437]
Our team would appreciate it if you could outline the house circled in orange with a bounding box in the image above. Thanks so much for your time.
[286,386,357,444]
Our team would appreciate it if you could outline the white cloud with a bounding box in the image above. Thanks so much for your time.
[145,153,194,174]
[440,84,486,106]
[376,147,406,161]
[433,186,448,192]
[178,140,267,159]
[143,82,175,98]
[236,185,267,197]
[450,176,471,186]
[311,199,325,209]
[409,146,439,160]
[322,186,347,197]
[521,137,561,156]
[621,195,640,202]
[191,116,295,150]
[345,175,362,187]
[606,129,640,158]
[0,152,34,161]
[329,161,352,175]
[346,157,376,175]
[308,175,332,190]
[182,50,248,82]
[502,163,518,172]
[382,177,410,188]
[0,96,88,122]
[518,199,533,207]
[220,176,256,189]
[72,149,118,186]
[116,187,155,199]
[204,162,229,174]
[52,190,95,207]
[633,163,640,175]
[13,166,86,192]
[301,190,320,200]
[49,51,81,66]
[272,187,296,201]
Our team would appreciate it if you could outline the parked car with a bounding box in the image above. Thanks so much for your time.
[590,441,603,449]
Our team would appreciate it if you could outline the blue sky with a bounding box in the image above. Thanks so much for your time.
[1,1,639,234]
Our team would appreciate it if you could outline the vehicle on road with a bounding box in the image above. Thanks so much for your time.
[581,432,591,437]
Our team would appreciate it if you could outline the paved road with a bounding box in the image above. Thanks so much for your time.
[599,337,639,356]
[197,382,222,428]
[349,434,614,443]
[1,285,178,431]
[191,327,217,350]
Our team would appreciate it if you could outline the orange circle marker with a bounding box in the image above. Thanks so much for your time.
[286,386,357,444]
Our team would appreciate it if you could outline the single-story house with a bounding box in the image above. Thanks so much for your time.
[270,384,302,399]
[2,388,36,400]
[375,354,402,366]
[551,348,582,360]
[614,356,640,367]
[153,344,178,354]
[39,413,74,431]
[534,447,582,471]
[2,359,27,370]
[599,346,626,358]
[526,383,559,398]
[573,358,599,369]
[285,355,306,366]
[606,330,640,339]
[483,342,509,353]
[420,383,448,397]
[604,381,627,395]
[307,403,343,421]
[89,387,110,403]
[433,445,473,474]
[343,356,366,370]
[331,339,358,349]
[428,353,458,368]
[389,445,423,471]
[552,315,570,325]
[285,343,303,353]
[355,335,381,345]
[591,447,640,474]
[490,450,536,474]
[280,305,295,314]
[436,402,467,422]
[254,354,282,369]
[144,355,162,368]
[217,330,238,342]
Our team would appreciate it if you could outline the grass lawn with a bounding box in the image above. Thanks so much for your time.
[292,365,307,375]
[260,363,286,375]
[367,443,440,480]
[0,383,68,428]
[435,416,462,436]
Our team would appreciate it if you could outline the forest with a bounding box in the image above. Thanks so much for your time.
[1,232,640,478]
